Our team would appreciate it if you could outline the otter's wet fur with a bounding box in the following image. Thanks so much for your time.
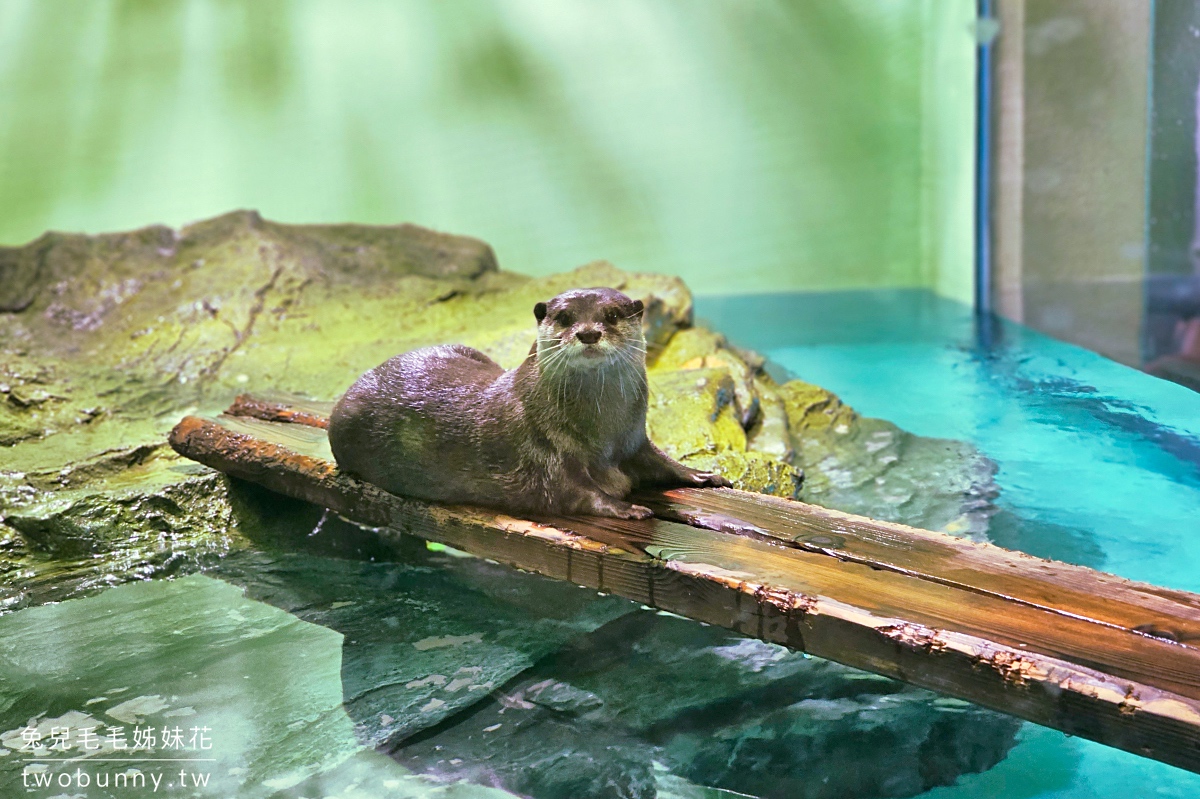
[328,287,729,518]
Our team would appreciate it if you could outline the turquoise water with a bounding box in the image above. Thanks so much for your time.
[698,289,1200,798]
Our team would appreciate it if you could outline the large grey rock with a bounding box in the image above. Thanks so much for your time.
[0,214,698,604]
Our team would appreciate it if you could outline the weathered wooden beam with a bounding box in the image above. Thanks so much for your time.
[168,401,1200,774]
[225,392,1200,648]
[638,490,1200,645]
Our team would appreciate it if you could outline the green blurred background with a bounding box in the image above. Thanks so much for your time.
[0,0,976,300]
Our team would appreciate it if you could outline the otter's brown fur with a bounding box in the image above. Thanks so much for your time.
[328,287,729,518]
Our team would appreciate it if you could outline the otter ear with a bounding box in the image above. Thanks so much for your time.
[630,299,644,316]
[534,302,547,323]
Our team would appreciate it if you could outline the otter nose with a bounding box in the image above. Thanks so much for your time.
[576,327,602,345]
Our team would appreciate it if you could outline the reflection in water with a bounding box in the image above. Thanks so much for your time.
[208,500,1019,799]
[984,508,1104,569]
[391,609,1016,799]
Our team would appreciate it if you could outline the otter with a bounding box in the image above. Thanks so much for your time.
[328,287,730,519]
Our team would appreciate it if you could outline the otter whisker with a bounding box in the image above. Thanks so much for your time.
[615,346,647,376]
[599,366,607,414]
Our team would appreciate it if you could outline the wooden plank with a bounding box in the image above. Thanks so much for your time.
[554,513,1200,701]
[167,409,1200,774]
[637,488,1200,645]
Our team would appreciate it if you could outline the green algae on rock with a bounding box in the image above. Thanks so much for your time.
[646,369,801,499]
[777,379,997,538]
[644,324,996,534]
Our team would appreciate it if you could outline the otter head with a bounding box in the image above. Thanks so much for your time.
[534,288,645,373]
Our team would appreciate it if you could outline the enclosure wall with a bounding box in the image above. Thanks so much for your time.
[0,0,977,300]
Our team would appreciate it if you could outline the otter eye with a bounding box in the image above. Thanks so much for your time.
[603,309,620,325]
[555,311,574,327]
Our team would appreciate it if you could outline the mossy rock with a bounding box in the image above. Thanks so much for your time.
[1,211,996,602]
[647,369,801,498]
[778,380,997,538]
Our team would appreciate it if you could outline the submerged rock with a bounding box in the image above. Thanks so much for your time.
[0,571,527,799]
[213,546,636,754]
[779,380,998,538]
[391,610,1020,799]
